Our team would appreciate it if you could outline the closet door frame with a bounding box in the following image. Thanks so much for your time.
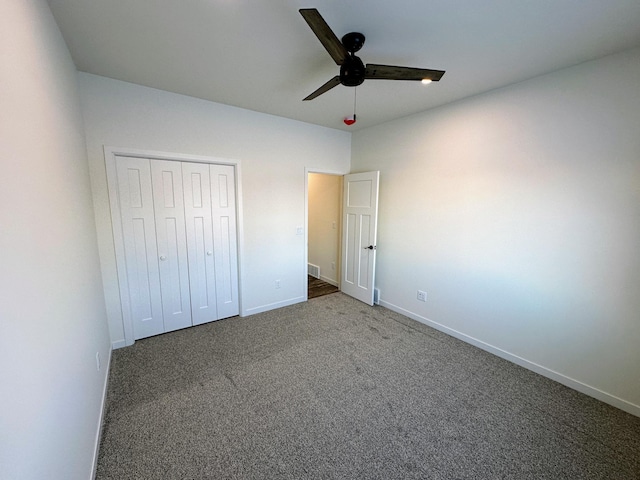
[105,146,244,347]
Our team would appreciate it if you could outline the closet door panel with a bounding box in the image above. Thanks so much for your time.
[182,162,218,325]
[115,157,164,339]
[210,164,239,318]
[151,160,192,332]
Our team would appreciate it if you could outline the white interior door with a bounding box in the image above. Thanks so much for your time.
[182,162,218,325]
[210,164,240,318]
[115,156,164,339]
[150,160,192,332]
[340,171,380,305]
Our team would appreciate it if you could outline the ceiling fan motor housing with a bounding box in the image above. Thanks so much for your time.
[340,55,366,86]
[341,32,365,53]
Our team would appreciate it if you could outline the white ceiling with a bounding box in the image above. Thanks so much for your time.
[48,0,640,131]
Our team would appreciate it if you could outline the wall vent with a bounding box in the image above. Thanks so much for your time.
[308,263,320,279]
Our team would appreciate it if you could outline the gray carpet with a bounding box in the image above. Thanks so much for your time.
[97,293,640,479]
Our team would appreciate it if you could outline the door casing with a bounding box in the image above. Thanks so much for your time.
[105,146,244,346]
[304,168,380,305]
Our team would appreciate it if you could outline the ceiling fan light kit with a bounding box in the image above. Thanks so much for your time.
[299,8,445,102]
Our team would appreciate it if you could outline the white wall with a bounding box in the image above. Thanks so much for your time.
[352,47,640,415]
[0,1,111,479]
[308,173,342,285]
[78,74,351,347]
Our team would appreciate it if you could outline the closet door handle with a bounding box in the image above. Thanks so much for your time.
[159,255,167,261]
[206,251,213,256]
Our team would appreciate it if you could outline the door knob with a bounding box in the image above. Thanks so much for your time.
[364,245,376,250]
[159,255,167,261]
[206,251,213,256]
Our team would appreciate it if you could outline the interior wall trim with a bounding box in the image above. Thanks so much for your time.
[90,346,112,479]
[379,299,640,418]
[243,296,306,317]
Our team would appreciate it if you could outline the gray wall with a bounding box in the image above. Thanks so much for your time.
[0,1,111,478]
[77,73,351,347]
[352,47,640,415]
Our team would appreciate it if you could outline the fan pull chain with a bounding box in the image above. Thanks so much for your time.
[344,87,357,125]
[354,87,357,121]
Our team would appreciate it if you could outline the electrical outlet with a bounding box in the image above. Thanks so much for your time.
[96,352,101,371]
[417,290,427,302]
[275,279,281,289]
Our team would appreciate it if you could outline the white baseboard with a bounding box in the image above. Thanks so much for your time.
[380,299,640,418]
[111,339,126,350]
[91,346,112,479]
[242,296,306,316]
[319,275,338,287]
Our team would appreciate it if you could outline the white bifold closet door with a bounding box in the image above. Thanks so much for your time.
[182,162,218,326]
[182,163,239,324]
[115,157,165,339]
[151,160,192,332]
[114,156,238,340]
[209,164,239,319]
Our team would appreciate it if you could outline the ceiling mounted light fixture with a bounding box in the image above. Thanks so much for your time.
[299,8,445,101]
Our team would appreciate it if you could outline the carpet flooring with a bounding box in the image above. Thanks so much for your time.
[308,275,339,299]
[97,293,640,479]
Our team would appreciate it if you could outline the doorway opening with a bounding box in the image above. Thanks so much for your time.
[305,169,380,305]
[306,172,343,299]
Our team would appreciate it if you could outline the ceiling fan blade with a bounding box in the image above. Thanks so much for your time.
[303,76,341,101]
[365,64,445,82]
[299,9,348,65]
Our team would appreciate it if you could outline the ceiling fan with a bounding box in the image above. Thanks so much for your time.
[299,8,445,101]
